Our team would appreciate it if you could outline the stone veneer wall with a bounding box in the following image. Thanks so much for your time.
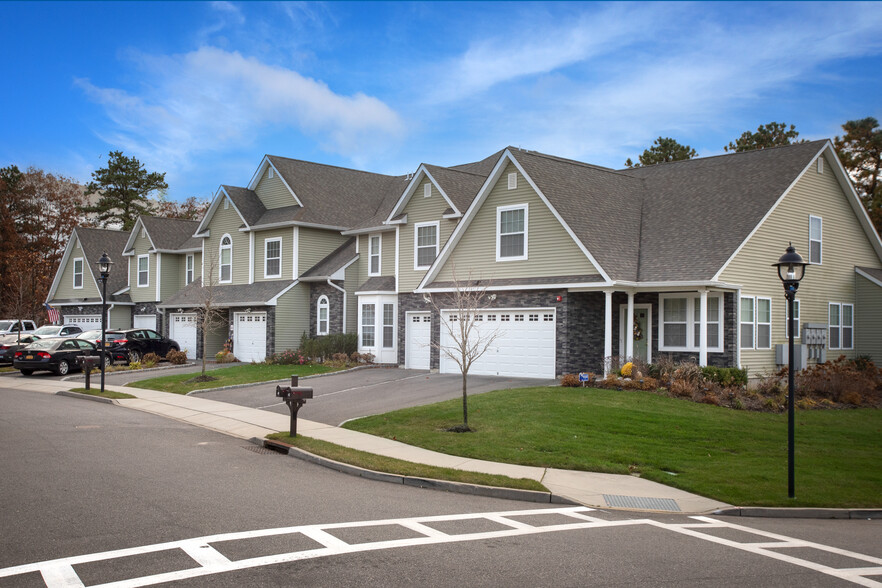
[308,282,346,337]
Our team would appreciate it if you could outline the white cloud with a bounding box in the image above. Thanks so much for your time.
[76,46,406,176]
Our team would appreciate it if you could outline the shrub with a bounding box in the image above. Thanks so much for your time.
[299,333,357,362]
[670,379,697,398]
[142,352,160,368]
[560,374,581,387]
[701,366,748,387]
[166,349,188,365]
[621,362,634,377]
[795,355,881,406]
[129,361,141,370]
[273,349,307,365]
[215,350,237,363]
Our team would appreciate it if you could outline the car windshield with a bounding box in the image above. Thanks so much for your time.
[0,321,14,330]
[32,326,61,336]
[26,340,57,350]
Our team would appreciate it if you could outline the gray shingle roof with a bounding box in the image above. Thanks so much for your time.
[857,266,882,284]
[356,276,395,293]
[74,227,130,295]
[222,185,266,227]
[426,274,605,289]
[423,164,487,215]
[158,278,294,308]
[299,238,357,279]
[139,216,201,251]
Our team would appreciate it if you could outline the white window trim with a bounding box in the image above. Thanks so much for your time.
[317,295,329,336]
[784,299,800,340]
[740,296,755,350]
[72,257,84,289]
[360,302,376,348]
[137,254,150,288]
[413,221,439,270]
[828,302,854,350]
[809,215,822,265]
[382,302,395,349]
[185,254,194,285]
[368,234,382,276]
[264,237,282,279]
[496,204,528,262]
[659,294,723,352]
[219,234,233,284]
[756,296,772,350]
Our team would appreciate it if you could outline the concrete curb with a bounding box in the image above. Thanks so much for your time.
[56,390,118,405]
[61,362,199,382]
[715,507,882,520]
[183,364,382,396]
[258,438,579,505]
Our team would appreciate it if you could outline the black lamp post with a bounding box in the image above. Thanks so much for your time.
[772,243,807,499]
[96,252,113,394]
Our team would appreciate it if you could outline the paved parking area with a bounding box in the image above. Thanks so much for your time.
[191,367,558,425]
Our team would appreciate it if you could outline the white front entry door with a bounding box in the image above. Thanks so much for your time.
[234,312,267,363]
[170,313,198,359]
[358,295,397,364]
[439,308,556,379]
[405,312,431,370]
[133,314,157,330]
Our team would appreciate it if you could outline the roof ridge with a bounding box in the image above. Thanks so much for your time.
[424,163,487,179]
[510,147,639,181]
[267,154,402,179]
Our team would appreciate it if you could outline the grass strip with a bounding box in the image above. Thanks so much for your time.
[128,363,337,394]
[344,386,882,508]
[69,387,136,399]
[267,432,547,492]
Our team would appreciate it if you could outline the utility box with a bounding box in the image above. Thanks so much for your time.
[802,323,828,363]
[775,344,809,370]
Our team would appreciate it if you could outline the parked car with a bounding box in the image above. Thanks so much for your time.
[112,329,181,363]
[0,334,41,365]
[31,325,83,338]
[76,330,128,364]
[13,337,101,376]
[0,320,37,335]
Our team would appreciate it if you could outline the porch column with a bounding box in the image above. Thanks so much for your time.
[699,289,708,366]
[625,291,635,360]
[604,290,613,376]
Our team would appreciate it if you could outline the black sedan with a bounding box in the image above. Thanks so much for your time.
[112,329,180,363]
[13,338,101,376]
[77,330,129,364]
[0,334,41,365]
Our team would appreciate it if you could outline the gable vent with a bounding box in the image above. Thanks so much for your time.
[269,167,275,179]
[508,172,517,190]
[424,183,432,198]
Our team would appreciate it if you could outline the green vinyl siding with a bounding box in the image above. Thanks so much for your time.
[183,252,202,286]
[160,254,182,300]
[399,180,457,292]
[720,151,882,375]
[203,203,249,285]
[254,228,292,281]
[109,305,131,331]
[130,235,156,302]
[357,231,396,288]
[855,274,882,363]
[298,227,348,277]
[204,311,230,358]
[434,163,599,283]
[274,284,310,352]
[255,166,296,209]
[345,262,358,333]
[54,238,100,299]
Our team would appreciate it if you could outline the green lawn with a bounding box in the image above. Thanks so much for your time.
[128,363,337,394]
[69,387,136,400]
[343,386,882,508]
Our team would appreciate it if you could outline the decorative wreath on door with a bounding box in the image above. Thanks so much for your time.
[633,316,644,342]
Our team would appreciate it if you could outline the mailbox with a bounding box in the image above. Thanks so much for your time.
[76,355,102,389]
[276,376,313,437]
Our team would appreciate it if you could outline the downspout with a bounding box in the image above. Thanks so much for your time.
[327,278,347,333]
[107,303,115,330]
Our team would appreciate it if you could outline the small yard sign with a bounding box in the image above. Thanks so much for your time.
[578,372,591,382]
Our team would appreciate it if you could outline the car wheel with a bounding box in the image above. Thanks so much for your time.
[56,360,70,376]
[20,369,33,376]
[128,349,141,364]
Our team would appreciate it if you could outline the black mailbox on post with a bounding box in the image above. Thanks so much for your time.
[276,376,313,437]
[76,355,102,389]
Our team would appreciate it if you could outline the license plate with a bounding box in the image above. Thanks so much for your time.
[25,355,33,360]
[105,342,111,347]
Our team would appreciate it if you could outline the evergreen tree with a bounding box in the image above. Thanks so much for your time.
[625,137,697,168]
[835,117,882,235]
[725,122,803,152]
[80,151,167,230]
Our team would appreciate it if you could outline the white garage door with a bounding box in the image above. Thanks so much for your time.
[440,309,556,379]
[133,314,157,330]
[406,312,431,370]
[170,313,197,359]
[234,312,267,363]
[63,315,102,331]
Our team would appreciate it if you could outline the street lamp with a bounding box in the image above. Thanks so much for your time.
[772,243,807,499]
[96,252,113,394]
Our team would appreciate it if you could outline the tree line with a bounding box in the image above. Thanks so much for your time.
[625,118,882,236]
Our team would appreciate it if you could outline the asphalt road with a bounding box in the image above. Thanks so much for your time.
[2,383,880,587]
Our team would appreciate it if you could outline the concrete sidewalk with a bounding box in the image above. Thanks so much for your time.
[18,377,730,514]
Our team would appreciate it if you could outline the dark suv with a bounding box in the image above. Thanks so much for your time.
[113,329,181,363]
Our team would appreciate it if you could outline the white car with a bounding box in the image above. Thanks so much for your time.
[0,320,37,335]
[31,325,84,338]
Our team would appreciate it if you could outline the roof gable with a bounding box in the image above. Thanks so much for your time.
[195,186,265,235]
[48,226,130,302]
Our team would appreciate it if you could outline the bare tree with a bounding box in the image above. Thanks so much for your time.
[428,269,500,432]
[193,252,228,381]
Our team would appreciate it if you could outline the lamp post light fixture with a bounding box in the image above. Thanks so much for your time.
[772,243,807,499]
[96,251,113,394]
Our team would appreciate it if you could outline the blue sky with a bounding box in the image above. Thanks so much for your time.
[3,1,882,202]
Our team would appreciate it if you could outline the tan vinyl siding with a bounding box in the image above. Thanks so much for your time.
[298,227,348,277]
[130,235,156,302]
[345,262,358,333]
[433,163,600,283]
[275,284,310,352]
[399,181,458,292]
[160,255,181,300]
[855,274,882,362]
[109,305,131,331]
[54,239,100,299]
[254,228,292,281]
[255,166,296,209]
[203,204,249,285]
[720,151,882,375]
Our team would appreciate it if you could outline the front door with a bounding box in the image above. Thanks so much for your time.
[619,304,652,363]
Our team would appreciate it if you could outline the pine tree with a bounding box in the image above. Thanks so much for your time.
[625,137,697,168]
[835,117,882,235]
[725,122,804,153]
[80,151,167,230]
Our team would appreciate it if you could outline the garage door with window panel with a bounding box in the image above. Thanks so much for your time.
[439,309,556,379]
[405,312,431,370]
[170,313,198,359]
[133,314,157,330]
[63,315,102,331]
[234,312,267,363]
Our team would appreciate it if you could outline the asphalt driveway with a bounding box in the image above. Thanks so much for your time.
[189,367,558,426]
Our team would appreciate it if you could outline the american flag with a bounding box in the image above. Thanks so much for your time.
[44,303,60,324]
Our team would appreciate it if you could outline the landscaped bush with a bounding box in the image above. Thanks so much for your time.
[165,349,188,365]
[299,333,357,362]
[560,373,581,387]
[271,349,307,365]
[795,355,881,406]
[142,352,160,368]
[215,350,237,363]
[701,366,748,387]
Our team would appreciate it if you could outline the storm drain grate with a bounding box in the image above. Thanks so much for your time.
[242,445,284,455]
[603,494,681,512]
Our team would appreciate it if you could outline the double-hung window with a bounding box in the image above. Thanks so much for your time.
[72,258,84,289]
[829,303,853,350]
[317,295,329,336]
[185,254,194,285]
[383,304,395,348]
[809,215,822,264]
[660,295,722,351]
[369,235,381,276]
[740,296,772,349]
[137,255,149,287]
[264,238,281,278]
[693,296,721,349]
[361,304,375,347]
[220,235,232,283]
[497,204,527,261]
[414,222,438,269]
